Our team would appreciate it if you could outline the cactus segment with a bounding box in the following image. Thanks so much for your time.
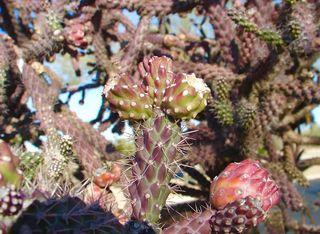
[129,114,181,224]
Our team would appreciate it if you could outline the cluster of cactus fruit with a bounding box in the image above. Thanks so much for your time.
[0,0,320,233]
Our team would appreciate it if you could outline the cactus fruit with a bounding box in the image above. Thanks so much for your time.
[212,78,231,101]
[0,185,23,216]
[0,140,23,187]
[210,196,266,233]
[59,135,74,160]
[128,113,182,224]
[162,73,210,119]
[210,159,280,213]
[105,73,154,120]
[44,131,74,180]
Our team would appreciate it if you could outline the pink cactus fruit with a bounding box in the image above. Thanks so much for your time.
[210,159,280,214]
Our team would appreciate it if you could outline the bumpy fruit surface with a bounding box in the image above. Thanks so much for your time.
[104,74,153,120]
[0,185,23,216]
[210,196,266,233]
[210,159,280,213]
[162,73,210,119]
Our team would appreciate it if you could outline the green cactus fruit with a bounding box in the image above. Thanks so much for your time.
[19,152,43,181]
[0,185,23,216]
[104,74,153,120]
[138,56,174,107]
[162,73,210,119]
[44,130,72,180]
[128,113,182,224]
[10,196,125,233]
[256,30,284,46]
[227,10,258,33]
[0,140,23,187]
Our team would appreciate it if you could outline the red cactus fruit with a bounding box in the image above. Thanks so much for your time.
[210,159,280,213]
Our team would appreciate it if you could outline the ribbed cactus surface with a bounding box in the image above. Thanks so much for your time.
[128,113,181,224]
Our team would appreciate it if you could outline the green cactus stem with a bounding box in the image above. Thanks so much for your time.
[128,113,182,225]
